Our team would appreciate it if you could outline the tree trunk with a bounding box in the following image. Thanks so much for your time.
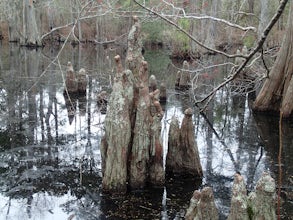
[253,0,293,117]
[129,62,152,189]
[8,1,21,42]
[21,0,41,46]
[101,58,133,193]
[166,108,203,177]
[258,0,269,41]
[76,0,82,41]
[101,17,165,193]
[185,187,219,220]
[189,0,199,55]
[248,172,276,220]
[204,0,221,49]
[228,173,249,220]
[248,0,255,13]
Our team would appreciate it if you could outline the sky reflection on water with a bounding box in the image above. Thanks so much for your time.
[0,43,292,219]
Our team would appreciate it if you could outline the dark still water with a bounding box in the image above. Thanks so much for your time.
[0,42,292,219]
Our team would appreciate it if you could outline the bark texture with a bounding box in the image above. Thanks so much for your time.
[166,108,203,177]
[228,173,249,220]
[248,172,276,220]
[149,94,165,186]
[65,62,78,93]
[130,61,152,189]
[180,108,202,176]
[175,60,191,91]
[186,172,276,220]
[101,57,133,193]
[166,116,182,173]
[125,16,143,77]
[21,0,42,46]
[185,187,219,220]
[185,190,201,220]
[101,17,164,193]
[253,0,293,117]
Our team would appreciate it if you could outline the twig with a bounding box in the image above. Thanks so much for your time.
[195,0,289,104]
[41,2,111,40]
[27,1,91,93]
[133,0,247,59]
[197,105,238,170]
[170,14,256,32]
[261,48,270,78]
[94,33,128,44]
[134,0,289,105]
[161,0,256,31]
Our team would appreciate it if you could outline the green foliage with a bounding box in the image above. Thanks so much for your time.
[142,21,165,43]
[175,18,191,51]
[143,49,170,80]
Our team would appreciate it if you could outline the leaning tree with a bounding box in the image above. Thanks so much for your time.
[253,0,293,117]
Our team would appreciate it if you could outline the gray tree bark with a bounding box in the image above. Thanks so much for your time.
[101,17,165,193]
[7,1,21,42]
[101,57,133,193]
[21,0,41,46]
[129,61,152,189]
[204,0,221,49]
[248,172,276,220]
[253,0,293,117]
[186,172,276,220]
[166,108,203,177]
[185,187,219,220]
[258,0,269,41]
[228,173,249,220]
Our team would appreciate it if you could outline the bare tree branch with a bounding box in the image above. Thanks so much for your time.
[27,1,92,93]
[134,0,247,59]
[261,48,270,78]
[134,0,289,106]
[196,0,289,105]
[176,15,256,32]
[161,0,256,32]
[41,3,112,41]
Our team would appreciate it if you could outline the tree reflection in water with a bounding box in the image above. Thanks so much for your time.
[0,44,292,219]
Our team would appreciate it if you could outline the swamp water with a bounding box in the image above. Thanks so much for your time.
[0,43,292,219]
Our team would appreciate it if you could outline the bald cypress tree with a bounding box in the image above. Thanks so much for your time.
[253,0,293,117]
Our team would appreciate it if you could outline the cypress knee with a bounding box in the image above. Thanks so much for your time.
[228,173,249,220]
[166,108,203,178]
[129,61,152,189]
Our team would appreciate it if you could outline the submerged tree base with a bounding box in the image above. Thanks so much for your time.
[101,17,165,193]
[185,172,277,220]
